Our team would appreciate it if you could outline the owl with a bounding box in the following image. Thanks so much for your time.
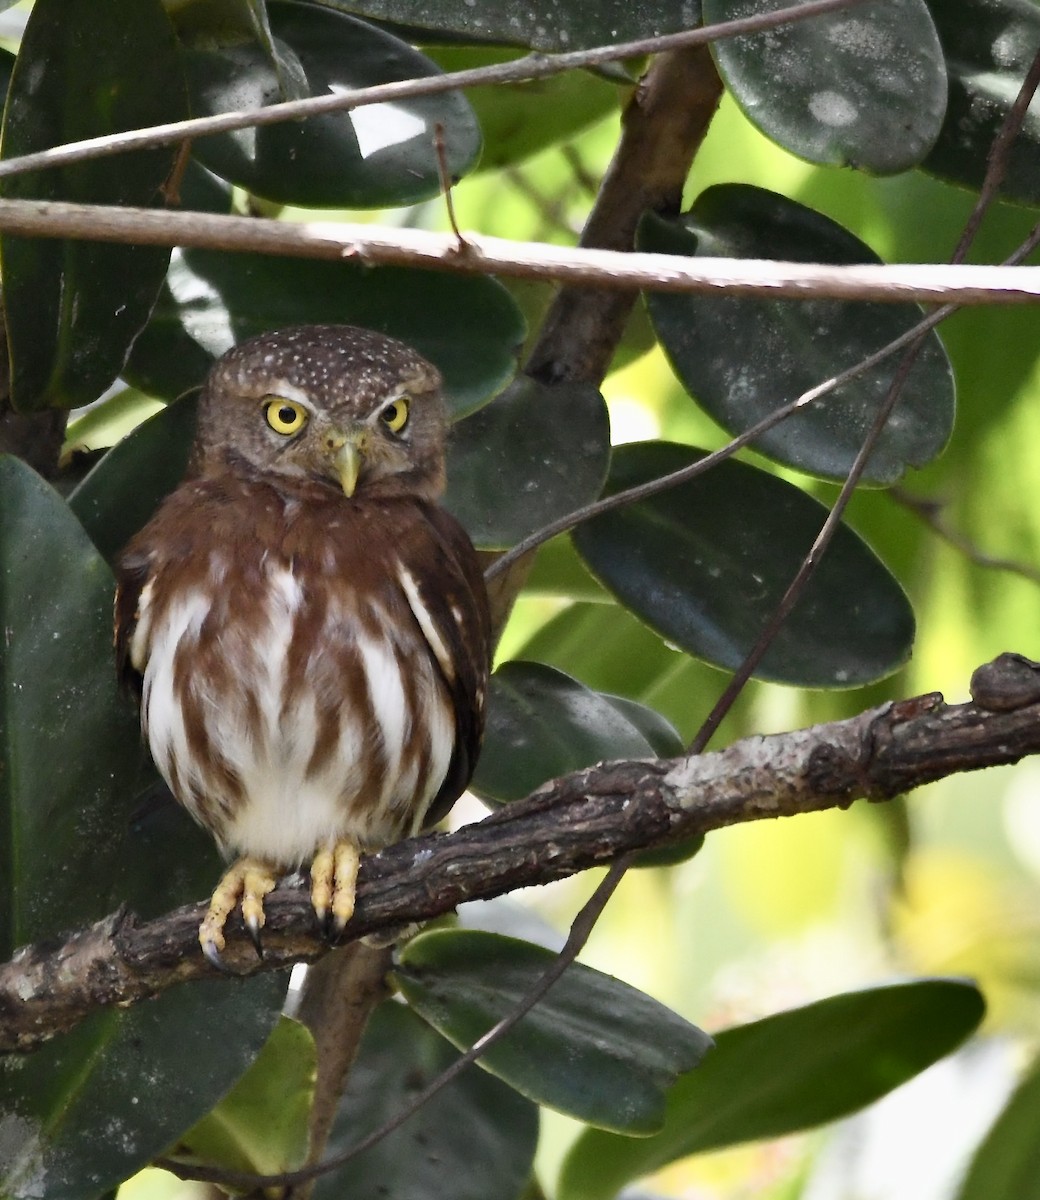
[115,325,492,965]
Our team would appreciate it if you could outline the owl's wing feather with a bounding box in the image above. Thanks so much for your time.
[402,503,492,827]
[113,548,152,697]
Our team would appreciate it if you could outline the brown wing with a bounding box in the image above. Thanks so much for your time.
[403,501,492,827]
[113,545,152,698]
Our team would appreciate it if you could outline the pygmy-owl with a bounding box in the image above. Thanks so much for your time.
[115,325,492,964]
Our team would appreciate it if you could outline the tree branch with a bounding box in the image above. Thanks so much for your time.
[0,198,1038,305]
[4,654,1040,1054]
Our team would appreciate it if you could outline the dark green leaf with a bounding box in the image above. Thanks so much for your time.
[0,457,141,954]
[124,249,524,418]
[185,0,480,206]
[427,45,623,171]
[443,377,610,549]
[315,1001,538,1200]
[640,190,955,485]
[573,441,915,687]
[925,0,1040,205]
[395,930,713,1134]
[174,1016,315,1177]
[0,46,14,100]
[318,0,702,51]
[0,0,187,411]
[558,979,985,1200]
[0,973,284,1200]
[470,661,659,805]
[68,398,199,566]
[0,458,286,1200]
[704,0,946,172]
[599,694,684,758]
[956,1051,1040,1200]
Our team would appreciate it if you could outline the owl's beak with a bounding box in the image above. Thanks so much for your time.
[325,430,365,497]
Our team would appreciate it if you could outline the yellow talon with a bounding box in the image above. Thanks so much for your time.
[310,838,361,934]
[199,857,278,965]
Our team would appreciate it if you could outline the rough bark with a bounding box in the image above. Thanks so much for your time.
[4,657,1039,1054]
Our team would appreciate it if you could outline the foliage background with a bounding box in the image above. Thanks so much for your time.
[2,0,1040,1198]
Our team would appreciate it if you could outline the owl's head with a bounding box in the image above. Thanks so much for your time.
[195,324,448,501]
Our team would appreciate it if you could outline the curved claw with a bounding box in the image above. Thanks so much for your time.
[198,857,278,964]
[202,937,234,974]
[244,912,265,960]
[310,839,361,941]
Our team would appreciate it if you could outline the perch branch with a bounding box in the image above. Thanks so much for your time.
[3,654,1040,1054]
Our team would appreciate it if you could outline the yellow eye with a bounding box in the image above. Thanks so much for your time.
[380,397,410,434]
[264,398,308,436]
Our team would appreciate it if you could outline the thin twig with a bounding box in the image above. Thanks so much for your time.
[892,486,1040,589]
[684,40,1040,753]
[0,0,868,181]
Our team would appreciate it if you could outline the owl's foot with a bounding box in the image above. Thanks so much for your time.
[199,857,278,968]
[310,838,361,936]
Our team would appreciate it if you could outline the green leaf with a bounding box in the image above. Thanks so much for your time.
[443,377,610,549]
[470,661,660,805]
[315,1000,538,1200]
[69,398,199,565]
[639,190,955,485]
[956,1051,1040,1200]
[0,0,187,411]
[173,1016,315,1178]
[184,0,480,207]
[395,930,713,1134]
[558,979,986,1200]
[124,249,525,418]
[317,0,702,51]
[426,45,623,171]
[924,0,1040,205]
[0,457,142,953]
[572,441,916,687]
[704,0,946,172]
[0,973,285,1200]
[0,456,286,1199]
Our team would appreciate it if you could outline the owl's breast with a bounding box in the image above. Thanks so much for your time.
[133,506,458,866]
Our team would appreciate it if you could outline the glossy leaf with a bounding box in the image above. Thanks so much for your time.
[0,456,141,954]
[559,979,985,1200]
[956,1051,1040,1200]
[0,973,284,1200]
[124,249,525,418]
[69,398,199,565]
[470,661,660,805]
[0,0,187,411]
[315,1001,538,1200]
[319,0,702,50]
[640,190,955,485]
[925,0,1040,205]
[704,0,946,172]
[427,46,623,171]
[573,441,916,687]
[184,0,480,207]
[395,930,713,1134]
[443,377,610,549]
[173,1016,315,1178]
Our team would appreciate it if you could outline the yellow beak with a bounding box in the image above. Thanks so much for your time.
[327,431,364,497]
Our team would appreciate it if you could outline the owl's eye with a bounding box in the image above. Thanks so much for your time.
[264,398,309,436]
[380,397,410,434]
